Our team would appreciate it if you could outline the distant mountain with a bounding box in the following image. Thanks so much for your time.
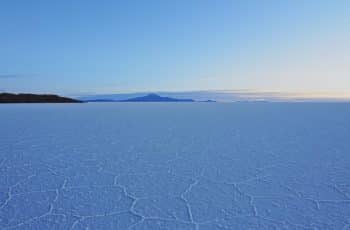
[118,93,194,102]
[0,93,82,103]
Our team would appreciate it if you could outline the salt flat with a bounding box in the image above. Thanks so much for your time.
[0,103,350,229]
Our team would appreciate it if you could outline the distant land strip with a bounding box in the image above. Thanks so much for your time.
[0,93,82,103]
[84,93,198,102]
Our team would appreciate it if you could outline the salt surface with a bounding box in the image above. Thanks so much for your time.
[0,103,350,229]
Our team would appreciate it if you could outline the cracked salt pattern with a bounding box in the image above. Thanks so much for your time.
[1,103,350,229]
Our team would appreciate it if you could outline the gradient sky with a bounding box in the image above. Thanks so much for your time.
[1,0,349,96]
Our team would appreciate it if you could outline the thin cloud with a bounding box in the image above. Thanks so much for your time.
[0,74,37,79]
[0,74,22,79]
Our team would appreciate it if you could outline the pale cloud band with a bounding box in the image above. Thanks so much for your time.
[0,74,20,79]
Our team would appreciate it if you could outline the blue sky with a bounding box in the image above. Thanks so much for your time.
[1,0,349,97]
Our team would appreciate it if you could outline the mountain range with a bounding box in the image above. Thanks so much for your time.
[84,93,195,102]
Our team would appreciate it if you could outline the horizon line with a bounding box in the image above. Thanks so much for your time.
[2,89,350,101]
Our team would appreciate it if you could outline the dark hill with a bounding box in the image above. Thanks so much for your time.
[0,93,82,103]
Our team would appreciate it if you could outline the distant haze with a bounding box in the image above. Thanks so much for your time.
[77,90,350,102]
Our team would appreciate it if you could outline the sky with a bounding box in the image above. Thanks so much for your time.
[1,0,350,97]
